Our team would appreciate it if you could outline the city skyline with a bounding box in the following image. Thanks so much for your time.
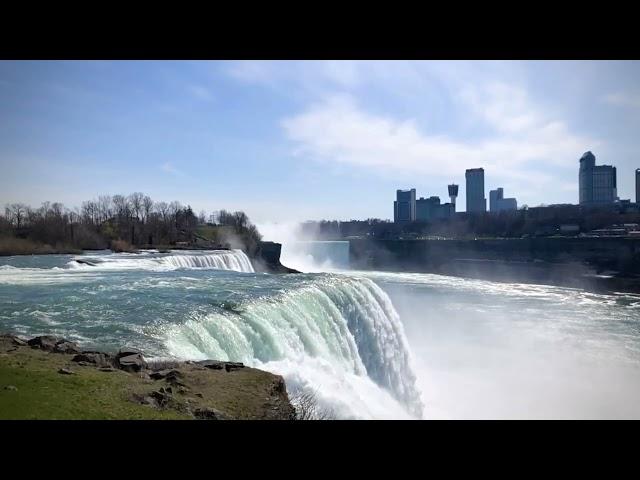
[1,61,640,222]
[394,151,627,221]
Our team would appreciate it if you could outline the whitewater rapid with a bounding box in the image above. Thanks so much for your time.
[69,249,255,273]
[161,274,424,419]
[0,250,255,286]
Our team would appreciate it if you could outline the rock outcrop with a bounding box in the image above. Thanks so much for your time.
[0,332,296,420]
[252,241,300,274]
[27,335,81,354]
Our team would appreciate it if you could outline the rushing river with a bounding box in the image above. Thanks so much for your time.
[2,245,640,419]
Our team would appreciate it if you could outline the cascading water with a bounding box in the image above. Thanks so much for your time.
[0,248,424,419]
[160,274,424,419]
[67,249,255,273]
[160,251,254,272]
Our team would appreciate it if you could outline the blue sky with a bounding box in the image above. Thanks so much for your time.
[1,60,639,222]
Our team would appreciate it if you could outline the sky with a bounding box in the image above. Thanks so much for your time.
[1,60,640,222]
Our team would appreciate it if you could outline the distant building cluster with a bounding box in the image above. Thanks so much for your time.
[394,188,456,223]
[394,167,517,223]
[394,151,635,224]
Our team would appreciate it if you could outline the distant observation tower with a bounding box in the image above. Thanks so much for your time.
[448,184,459,212]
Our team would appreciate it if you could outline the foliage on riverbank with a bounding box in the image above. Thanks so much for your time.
[1,195,262,256]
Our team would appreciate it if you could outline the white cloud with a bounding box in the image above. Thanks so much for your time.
[603,91,640,108]
[459,83,542,133]
[281,87,598,186]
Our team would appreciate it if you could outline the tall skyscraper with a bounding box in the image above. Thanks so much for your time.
[465,168,486,213]
[489,187,517,212]
[448,184,459,212]
[578,151,617,205]
[394,188,416,223]
[636,169,640,204]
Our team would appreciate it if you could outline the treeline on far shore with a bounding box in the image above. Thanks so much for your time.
[0,193,262,256]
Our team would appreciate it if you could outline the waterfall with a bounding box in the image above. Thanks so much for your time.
[161,274,424,418]
[160,250,254,272]
[66,249,255,273]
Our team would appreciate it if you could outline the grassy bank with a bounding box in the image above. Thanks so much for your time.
[0,237,82,256]
[0,335,295,420]
[0,346,188,419]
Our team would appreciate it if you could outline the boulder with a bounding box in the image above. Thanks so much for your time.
[116,347,143,359]
[1,334,27,346]
[71,352,113,367]
[53,340,80,355]
[117,353,147,372]
[57,368,75,375]
[149,386,173,407]
[196,360,244,372]
[27,335,61,351]
[193,407,228,420]
[149,369,182,380]
[197,360,225,370]
[225,362,245,372]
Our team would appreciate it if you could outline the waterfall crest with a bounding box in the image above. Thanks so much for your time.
[67,249,255,273]
[162,274,424,418]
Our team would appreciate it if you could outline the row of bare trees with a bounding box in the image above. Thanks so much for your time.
[1,193,261,252]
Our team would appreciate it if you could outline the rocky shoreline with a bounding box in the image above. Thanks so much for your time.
[0,333,296,420]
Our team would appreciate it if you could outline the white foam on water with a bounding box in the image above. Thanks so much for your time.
[70,249,254,273]
[160,274,424,419]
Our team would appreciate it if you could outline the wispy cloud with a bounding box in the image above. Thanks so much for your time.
[603,91,640,109]
[282,87,598,197]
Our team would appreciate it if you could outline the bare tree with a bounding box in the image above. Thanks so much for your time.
[97,195,112,224]
[142,195,154,224]
[5,203,29,229]
[129,192,144,222]
[112,194,130,219]
[155,201,169,222]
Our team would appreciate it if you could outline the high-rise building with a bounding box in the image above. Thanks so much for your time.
[579,151,617,205]
[416,196,454,221]
[489,187,517,212]
[448,184,459,212]
[465,168,486,213]
[636,169,640,204]
[394,188,416,223]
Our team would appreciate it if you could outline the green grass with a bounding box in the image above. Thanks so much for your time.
[0,341,294,420]
[0,349,189,420]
